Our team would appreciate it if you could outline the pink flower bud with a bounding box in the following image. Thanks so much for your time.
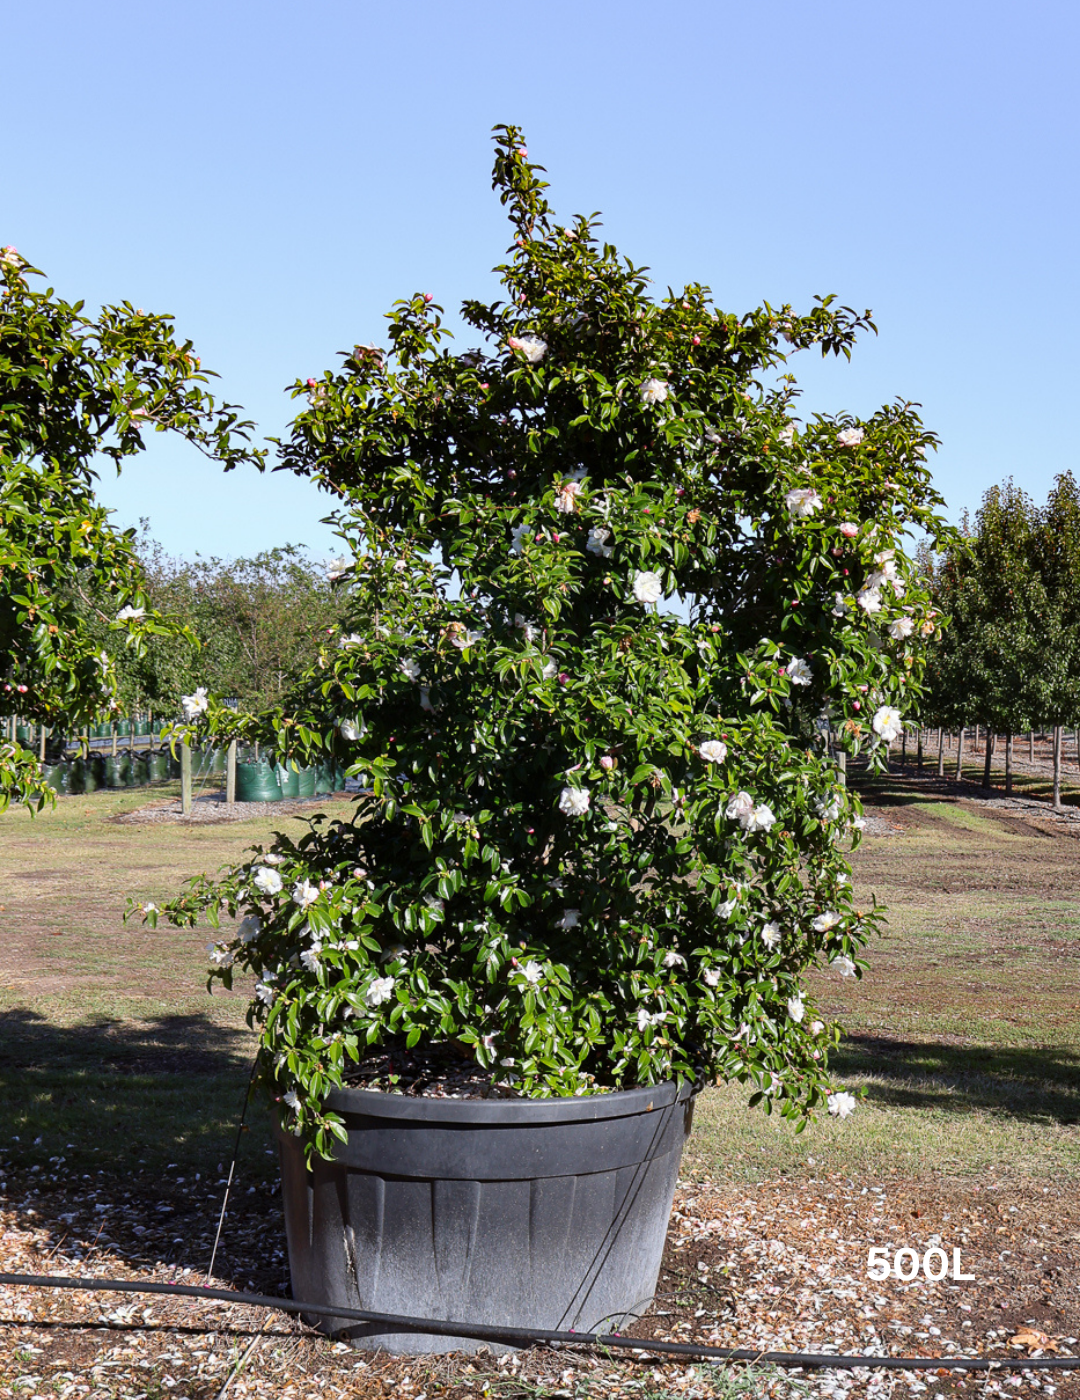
[423,293,433,303]
[600,756,615,770]
[853,701,861,711]
[306,377,317,387]
[517,147,528,158]
[692,335,700,345]
[480,383,489,391]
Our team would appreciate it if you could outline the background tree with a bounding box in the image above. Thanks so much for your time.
[0,247,263,805]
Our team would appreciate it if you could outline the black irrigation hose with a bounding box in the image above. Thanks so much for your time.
[1,1273,1078,1373]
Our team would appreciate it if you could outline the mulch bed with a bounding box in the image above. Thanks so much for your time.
[1,1163,1077,1399]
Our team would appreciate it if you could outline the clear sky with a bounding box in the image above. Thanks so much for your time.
[5,0,1076,562]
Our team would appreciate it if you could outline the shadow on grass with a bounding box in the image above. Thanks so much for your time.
[0,1008,272,1179]
[835,1033,1080,1124]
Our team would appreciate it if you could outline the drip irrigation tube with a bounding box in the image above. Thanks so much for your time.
[0,1273,1076,1372]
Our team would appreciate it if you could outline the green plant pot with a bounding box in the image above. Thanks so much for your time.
[69,755,101,794]
[235,761,283,803]
[296,766,317,798]
[128,756,150,786]
[116,720,132,738]
[103,754,131,788]
[133,720,151,737]
[276,763,301,799]
[40,762,70,794]
[148,752,171,782]
[313,761,344,795]
[15,725,32,746]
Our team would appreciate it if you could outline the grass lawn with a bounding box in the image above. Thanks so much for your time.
[1,774,1077,1187]
[690,774,1080,1182]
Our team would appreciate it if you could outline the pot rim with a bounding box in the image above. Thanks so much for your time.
[321,1076,696,1126]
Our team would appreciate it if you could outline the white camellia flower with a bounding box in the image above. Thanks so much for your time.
[809,1019,825,1035]
[401,658,421,681]
[510,522,531,556]
[1,246,22,267]
[703,967,721,987]
[888,616,915,640]
[419,687,434,712]
[636,1008,666,1031]
[785,486,823,518]
[237,915,262,944]
[699,739,728,764]
[828,1090,857,1119]
[761,922,781,950]
[554,481,581,514]
[831,955,857,977]
[261,853,285,865]
[787,994,805,1023]
[586,526,614,559]
[559,785,590,817]
[557,909,581,930]
[325,556,350,581]
[181,687,209,721]
[812,910,841,933]
[293,879,320,908]
[283,1089,301,1111]
[299,947,321,973]
[632,570,664,605]
[450,627,483,649]
[337,719,360,741]
[143,902,158,914]
[778,424,796,446]
[338,633,362,649]
[787,657,812,686]
[365,975,396,1008]
[253,867,283,896]
[747,803,776,833]
[852,815,867,832]
[872,705,903,742]
[718,897,738,919]
[508,334,547,363]
[832,592,847,617]
[639,377,669,405]
[255,980,276,1005]
[207,943,234,968]
[839,521,860,538]
[857,586,882,614]
[837,426,864,448]
[663,950,686,968]
[542,658,558,680]
[725,790,755,826]
[816,795,842,822]
[523,960,543,985]
[116,605,146,622]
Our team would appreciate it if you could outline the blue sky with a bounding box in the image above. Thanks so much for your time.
[5,0,1076,561]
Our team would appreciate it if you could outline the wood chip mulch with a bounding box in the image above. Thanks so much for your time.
[1,1163,1077,1399]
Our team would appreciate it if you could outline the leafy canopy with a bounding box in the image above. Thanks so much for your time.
[145,128,955,1160]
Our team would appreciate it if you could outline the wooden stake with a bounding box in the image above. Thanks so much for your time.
[226,739,237,805]
[181,742,192,816]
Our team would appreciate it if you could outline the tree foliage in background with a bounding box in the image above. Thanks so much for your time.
[924,474,1080,792]
[143,127,956,1159]
[0,247,264,807]
[79,535,349,720]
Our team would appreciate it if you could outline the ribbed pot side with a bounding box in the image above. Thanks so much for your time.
[276,1080,696,1354]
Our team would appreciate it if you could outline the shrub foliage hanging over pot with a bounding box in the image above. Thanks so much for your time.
[139,127,954,1160]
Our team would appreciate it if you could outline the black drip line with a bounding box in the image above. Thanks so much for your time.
[1,1273,1077,1373]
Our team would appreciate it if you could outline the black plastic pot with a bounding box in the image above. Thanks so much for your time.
[276,1079,695,1355]
[103,754,131,788]
[147,751,171,782]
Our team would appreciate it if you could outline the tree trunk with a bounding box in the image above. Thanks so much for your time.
[1029,730,1034,763]
[937,728,945,777]
[1053,725,1062,809]
[917,729,924,770]
[955,728,965,779]
[901,728,908,766]
[1005,733,1013,796]
[982,731,994,789]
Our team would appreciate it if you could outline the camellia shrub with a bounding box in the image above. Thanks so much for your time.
[145,127,953,1159]
[0,246,263,808]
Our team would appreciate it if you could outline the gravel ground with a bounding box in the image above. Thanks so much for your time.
[1,1165,1077,1399]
